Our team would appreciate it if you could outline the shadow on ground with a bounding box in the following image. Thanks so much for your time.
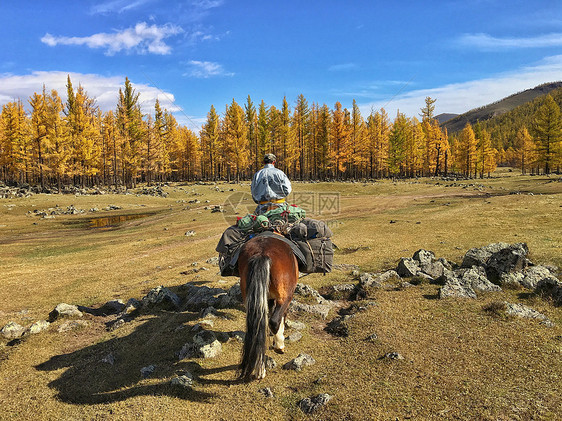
[35,304,245,405]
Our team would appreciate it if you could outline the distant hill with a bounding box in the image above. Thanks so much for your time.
[442,81,562,134]
[435,113,458,124]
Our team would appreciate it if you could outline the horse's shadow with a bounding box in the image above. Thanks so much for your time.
[35,308,244,405]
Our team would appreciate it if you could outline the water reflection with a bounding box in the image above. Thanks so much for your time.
[89,213,151,228]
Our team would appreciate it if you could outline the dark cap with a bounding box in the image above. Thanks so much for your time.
[264,153,276,163]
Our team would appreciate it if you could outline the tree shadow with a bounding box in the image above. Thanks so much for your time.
[35,308,244,405]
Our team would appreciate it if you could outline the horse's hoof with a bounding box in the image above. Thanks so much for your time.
[273,347,285,354]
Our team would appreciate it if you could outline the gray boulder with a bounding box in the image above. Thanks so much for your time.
[285,320,306,331]
[49,303,83,321]
[521,266,558,290]
[439,278,477,299]
[289,301,332,319]
[142,286,181,311]
[535,278,562,306]
[298,394,332,414]
[57,320,90,332]
[282,353,316,371]
[459,267,502,293]
[1,322,26,340]
[396,258,420,277]
[485,243,529,281]
[179,330,222,359]
[500,272,525,288]
[461,242,510,268]
[170,373,194,389]
[413,249,435,267]
[181,283,242,311]
[27,320,50,335]
[504,302,555,326]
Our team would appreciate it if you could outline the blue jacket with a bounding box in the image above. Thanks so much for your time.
[251,164,292,204]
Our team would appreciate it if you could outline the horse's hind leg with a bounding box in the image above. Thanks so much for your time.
[269,301,288,354]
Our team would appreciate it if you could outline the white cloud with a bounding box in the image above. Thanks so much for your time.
[41,22,183,56]
[184,60,234,78]
[0,71,182,115]
[457,32,562,50]
[358,55,562,118]
[90,0,154,14]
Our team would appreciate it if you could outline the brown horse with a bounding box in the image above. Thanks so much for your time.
[237,234,299,381]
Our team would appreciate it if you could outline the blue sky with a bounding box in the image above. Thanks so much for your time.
[1,0,562,131]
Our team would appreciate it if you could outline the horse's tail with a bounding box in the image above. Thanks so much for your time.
[239,254,271,380]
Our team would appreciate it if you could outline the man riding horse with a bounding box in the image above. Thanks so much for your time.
[251,153,292,215]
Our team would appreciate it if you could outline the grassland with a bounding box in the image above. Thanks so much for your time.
[1,169,561,420]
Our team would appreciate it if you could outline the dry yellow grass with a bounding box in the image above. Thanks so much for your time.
[0,172,561,420]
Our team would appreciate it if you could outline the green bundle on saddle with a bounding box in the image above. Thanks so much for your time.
[236,204,306,233]
[237,214,270,232]
[264,204,306,223]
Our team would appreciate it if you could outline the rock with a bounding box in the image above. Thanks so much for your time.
[170,373,194,388]
[420,261,446,279]
[181,283,242,311]
[381,352,405,360]
[283,353,316,371]
[142,286,181,311]
[258,387,274,398]
[396,258,420,277]
[265,356,277,369]
[99,300,126,315]
[535,278,562,306]
[140,365,156,378]
[123,298,141,315]
[298,393,332,414]
[1,322,26,340]
[57,320,90,333]
[459,267,502,293]
[485,243,529,281]
[49,303,83,321]
[325,315,351,337]
[461,242,510,268]
[439,278,477,299]
[359,273,380,287]
[285,332,303,343]
[285,320,306,331]
[521,266,559,290]
[289,301,332,319]
[179,330,222,359]
[200,306,218,318]
[413,249,435,267]
[185,230,196,237]
[365,333,378,342]
[500,272,525,288]
[228,330,245,342]
[27,320,50,335]
[332,263,360,271]
[100,353,115,365]
[205,256,219,266]
[504,302,555,326]
[294,283,332,305]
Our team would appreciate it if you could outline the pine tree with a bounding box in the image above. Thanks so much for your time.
[514,127,535,174]
[533,94,562,174]
[116,77,144,187]
[29,87,48,186]
[294,94,310,179]
[388,112,410,177]
[257,100,270,167]
[200,105,220,179]
[329,102,351,178]
[244,96,258,173]
[366,108,390,178]
[222,99,248,180]
[456,123,477,176]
